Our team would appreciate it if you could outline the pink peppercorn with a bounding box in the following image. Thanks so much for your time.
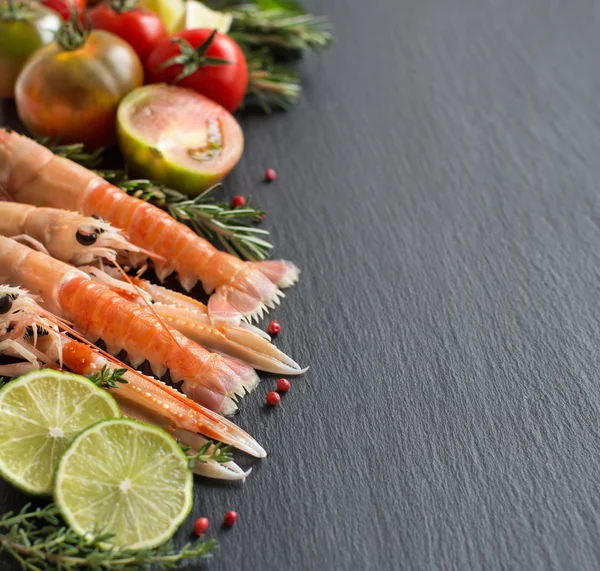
[231,195,246,208]
[266,391,280,406]
[267,320,281,335]
[277,378,291,392]
[264,168,277,182]
[223,510,238,527]
[193,517,209,536]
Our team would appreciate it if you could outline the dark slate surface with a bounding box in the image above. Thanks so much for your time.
[4,0,600,568]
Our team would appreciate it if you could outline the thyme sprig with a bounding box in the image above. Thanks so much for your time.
[180,440,234,470]
[87,365,129,389]
[120,180,273,261]
[0,503,217,570]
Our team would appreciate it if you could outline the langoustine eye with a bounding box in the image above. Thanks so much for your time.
[0,294,14,314]
[76,229,98,246]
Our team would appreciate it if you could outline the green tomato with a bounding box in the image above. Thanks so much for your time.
[0,0,61,99]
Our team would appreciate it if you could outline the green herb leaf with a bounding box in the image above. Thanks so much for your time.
[88,365,128,389]
[182,439,234,469]
[228,3,333,54]
[244,48,301,112]
[120,180,273,261]
[0,503,217,570]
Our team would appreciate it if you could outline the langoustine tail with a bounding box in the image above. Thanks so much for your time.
[252,260,301,289]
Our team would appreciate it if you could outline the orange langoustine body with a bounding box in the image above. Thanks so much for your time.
[0,200,306,376]
[0,236,258,416]
[0,129,299,324]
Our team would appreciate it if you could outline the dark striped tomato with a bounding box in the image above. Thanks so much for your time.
[15,30,144,149]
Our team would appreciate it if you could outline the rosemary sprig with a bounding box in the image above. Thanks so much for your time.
[244,48,300,111]
[120,180,273,261]
[36,138,106,170]
[0,503,217,570]
[87,365,129,389]
[227,1,333,54]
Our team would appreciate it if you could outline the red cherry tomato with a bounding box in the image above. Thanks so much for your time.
[147,29,248,112]
[88,2,166,63]
[41,0,86,20]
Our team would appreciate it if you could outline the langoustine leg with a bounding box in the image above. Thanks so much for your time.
[0,129,299,324]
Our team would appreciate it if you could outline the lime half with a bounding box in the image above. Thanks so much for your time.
[182,1,233,32]
[0,370,119,496]
[55,418,193,550]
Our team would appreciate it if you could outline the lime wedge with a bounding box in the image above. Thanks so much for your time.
[138,0,186,33]
[54,418,193,550]
[0,370,119,496]
[182,1,232,32]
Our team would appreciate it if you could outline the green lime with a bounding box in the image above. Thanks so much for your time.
[181,1,232,33]
[54,418,193,550]
[117,84,244,195]
[0,370,119,496]
[138,0,185,33]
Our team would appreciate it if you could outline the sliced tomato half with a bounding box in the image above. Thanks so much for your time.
[116,84,244,194]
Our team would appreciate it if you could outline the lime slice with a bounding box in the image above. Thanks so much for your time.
[0,370,119,496]
[55,418,193,550]
[181,1,232,33]
[138,0,186,33]
[117,84,244,194]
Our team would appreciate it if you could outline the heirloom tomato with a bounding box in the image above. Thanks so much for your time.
[15,28,144,148]
[41,0,86,20]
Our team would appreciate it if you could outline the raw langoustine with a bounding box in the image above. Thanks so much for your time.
[0,236,258,416]
[0,129,299,324]
[0,201,307,376]
[0,285,266,479]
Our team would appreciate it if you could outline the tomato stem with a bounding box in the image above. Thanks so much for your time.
[158,34,231,83]
[106,0,139,14]
[1,0,35,21]
[55,6,89,51]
